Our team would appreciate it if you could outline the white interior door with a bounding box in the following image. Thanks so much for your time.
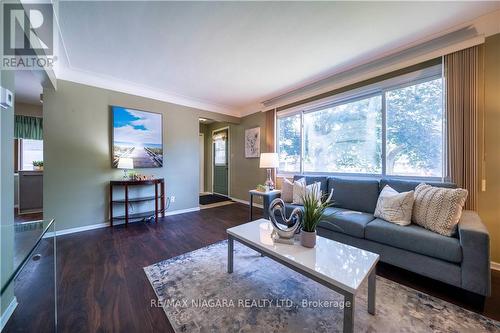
[199,133,204,193]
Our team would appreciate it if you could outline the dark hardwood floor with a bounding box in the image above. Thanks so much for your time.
[4,203,500,332]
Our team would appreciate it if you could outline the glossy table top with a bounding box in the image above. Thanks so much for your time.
[249,189,281,196]
[227,219,379,294]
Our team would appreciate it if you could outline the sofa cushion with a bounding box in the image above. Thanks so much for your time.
[365,218,462,263]
[379,179,456,193]
[327,177,379,213]
[374,185,414,226]
[281,178,294,203]
[318,207,375,238]
[293,176,328,195]
[292,179,322,205]
[412,184,468,237]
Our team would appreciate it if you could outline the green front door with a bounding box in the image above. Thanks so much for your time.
[213,129,228,196]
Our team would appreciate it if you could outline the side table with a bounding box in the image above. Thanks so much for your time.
[248,189,281,220]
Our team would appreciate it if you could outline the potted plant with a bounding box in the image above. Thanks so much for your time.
[300,188,333,248]
[33,160,43,171]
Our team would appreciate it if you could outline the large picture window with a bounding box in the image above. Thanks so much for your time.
[277,114,301,173]
[277,66,444,179]
[304,95,382,174]
[386,78,443,177]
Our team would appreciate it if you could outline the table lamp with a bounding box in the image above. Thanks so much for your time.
[259,153,279,190]
[117,157,134,179]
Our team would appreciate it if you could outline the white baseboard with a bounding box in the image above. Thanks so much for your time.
[0,297,18,331]
[491,261,500,271]
[230,197,263,209]
[42,207,201,238]
[165,207,200,216]
[43,222,109,238]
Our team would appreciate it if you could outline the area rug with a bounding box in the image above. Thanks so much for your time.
[199,194,231,205]
[144,241,499,333]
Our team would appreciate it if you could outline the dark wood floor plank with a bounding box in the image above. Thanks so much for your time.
[3,203,499,333]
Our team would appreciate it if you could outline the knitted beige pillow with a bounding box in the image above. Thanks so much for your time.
[412,183,468,236]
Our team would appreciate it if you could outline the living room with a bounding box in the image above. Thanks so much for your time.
[1,1,500,332]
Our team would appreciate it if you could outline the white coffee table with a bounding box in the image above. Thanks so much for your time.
[227,219,379,333]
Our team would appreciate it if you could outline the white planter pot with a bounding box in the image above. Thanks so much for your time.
[300,229,316,248]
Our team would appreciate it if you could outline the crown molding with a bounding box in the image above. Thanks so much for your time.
[239,102,265,117]
[54,66,240,117]
[261,10,500,111]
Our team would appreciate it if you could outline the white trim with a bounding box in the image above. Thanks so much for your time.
[199,132,205,194]
[55,68,238,117]
[230,197,263,209]
[199,201,235,210]
[44,222,109,238]
[211,126,230,197]
[42,207,201,237]
[491,261,500,272]
[0,297,18,331]
[278,65,442,116]
[263,32,484,111]
[165,207,200,216]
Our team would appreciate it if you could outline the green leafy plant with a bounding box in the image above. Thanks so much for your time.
[33,161,43,167]
[301,188,333,232]
[256,184,267,192]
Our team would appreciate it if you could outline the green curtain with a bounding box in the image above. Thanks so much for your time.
[14,115,43,140]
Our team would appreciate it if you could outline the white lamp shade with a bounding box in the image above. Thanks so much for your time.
[259,153,279,168]
[117,157,134,169]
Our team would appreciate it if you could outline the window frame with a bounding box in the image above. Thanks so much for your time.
[276,64,446,182]
[18,138,44,171]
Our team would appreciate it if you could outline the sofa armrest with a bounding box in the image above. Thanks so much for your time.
[458,210,491,296]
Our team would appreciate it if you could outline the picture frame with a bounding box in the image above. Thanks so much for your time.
[245,127,260,158]
[111,105,163,168]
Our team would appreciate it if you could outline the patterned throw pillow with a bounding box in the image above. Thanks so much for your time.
[281,178,294,203]
[374,185,414,226]
[292,179,321,205]
[412,183,468,236]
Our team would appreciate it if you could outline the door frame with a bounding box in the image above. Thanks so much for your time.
[199,132,204,194]
[211,126,230,196]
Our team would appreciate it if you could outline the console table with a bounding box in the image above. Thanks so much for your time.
[109,178,165,227]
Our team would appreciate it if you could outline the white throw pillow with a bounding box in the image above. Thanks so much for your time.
[292,179,321,205]
[281,178,294,203]
[374,185,414,226]
[292,178,306,204]
[412,183,468,236]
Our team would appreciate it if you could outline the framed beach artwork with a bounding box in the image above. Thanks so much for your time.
[245,127,260,158]
[111,106,163,168]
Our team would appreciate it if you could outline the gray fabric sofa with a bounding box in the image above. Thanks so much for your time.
[284,176,491,297]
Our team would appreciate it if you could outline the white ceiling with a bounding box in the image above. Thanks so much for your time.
[54,1,500,116]
[15,70,42,105]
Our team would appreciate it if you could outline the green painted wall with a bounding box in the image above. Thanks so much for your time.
[203,112,268,203]
[43,80,238,231]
